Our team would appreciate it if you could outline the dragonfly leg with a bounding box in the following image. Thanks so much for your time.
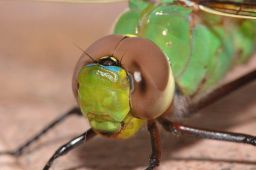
[0,107,82,157]
[43,129,96,170]
[146,120,161,170]
[189,69,256,114]
[158,117,256,146]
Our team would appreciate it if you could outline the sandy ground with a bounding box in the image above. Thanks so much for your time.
[0,1,255,170]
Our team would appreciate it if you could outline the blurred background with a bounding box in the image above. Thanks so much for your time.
[0,1,255,170]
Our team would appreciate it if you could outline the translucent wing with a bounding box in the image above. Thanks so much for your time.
[31,0,127,3]
[196,0,256,19]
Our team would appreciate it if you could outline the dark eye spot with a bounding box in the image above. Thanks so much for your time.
[77,82,80,90]
[139,77,146,94]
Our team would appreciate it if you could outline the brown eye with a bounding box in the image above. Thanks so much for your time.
[72,35,175,120]
[112,36,175,119]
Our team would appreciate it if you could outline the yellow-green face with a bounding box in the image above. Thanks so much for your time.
[78,63,130,134]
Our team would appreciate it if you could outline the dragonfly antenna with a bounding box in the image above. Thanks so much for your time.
[73,42,96,63]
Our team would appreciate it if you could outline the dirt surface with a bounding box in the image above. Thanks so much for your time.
[0,1,256,170]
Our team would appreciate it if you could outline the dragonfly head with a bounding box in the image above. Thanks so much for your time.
[73,35,175,135]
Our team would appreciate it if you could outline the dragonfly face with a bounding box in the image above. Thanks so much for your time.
[78,58,130,134]
[73,35,175,137]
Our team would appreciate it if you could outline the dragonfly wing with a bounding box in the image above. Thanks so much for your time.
[196,0,256,19]
[31,0,127,3]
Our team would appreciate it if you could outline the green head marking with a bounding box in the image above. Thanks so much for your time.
[78,60,130,134]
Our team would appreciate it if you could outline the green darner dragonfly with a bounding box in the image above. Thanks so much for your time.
[0,0,256,169]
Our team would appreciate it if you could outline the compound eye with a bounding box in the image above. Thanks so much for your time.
[107,37,175,119]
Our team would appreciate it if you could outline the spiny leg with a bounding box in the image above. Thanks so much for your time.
[0,107,82,157]
[158,117,256,146]
[43,128,96,170]
[146,120,161,170]
[189,69,256,114]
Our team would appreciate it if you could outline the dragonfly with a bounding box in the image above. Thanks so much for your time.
[0,0,256,169]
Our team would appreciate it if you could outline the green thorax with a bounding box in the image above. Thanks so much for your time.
[78,64,144,139]
[114,0,256,96]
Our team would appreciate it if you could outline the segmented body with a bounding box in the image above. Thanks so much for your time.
[114,0,256,96]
